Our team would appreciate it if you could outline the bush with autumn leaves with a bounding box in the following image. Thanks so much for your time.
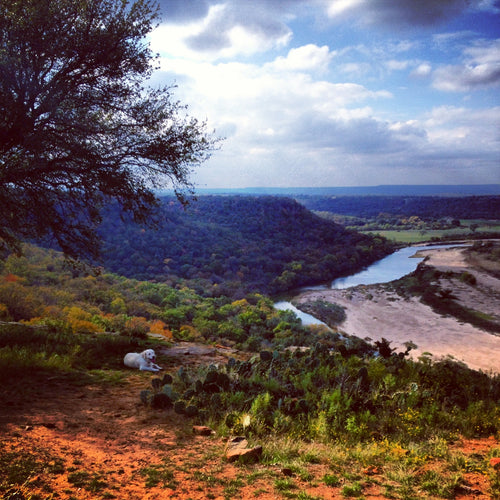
[0,246,173,339]
[0,245,305,352]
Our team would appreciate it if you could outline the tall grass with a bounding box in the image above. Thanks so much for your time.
[0,322,145,382]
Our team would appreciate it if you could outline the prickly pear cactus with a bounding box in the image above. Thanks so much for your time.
[151,393,172,409]
[174,400,186,414]
[185,405,198,417]
[140,390,152,405]
[151,378,162,391]
[161,384,178,401]
[204,370,218,384]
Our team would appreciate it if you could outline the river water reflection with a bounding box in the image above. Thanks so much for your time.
[274,243,467,325]
[332,245,428,289]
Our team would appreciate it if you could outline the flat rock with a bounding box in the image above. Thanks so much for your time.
[225,437,262,462]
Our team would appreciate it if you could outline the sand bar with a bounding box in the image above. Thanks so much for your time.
[295,245,500,373]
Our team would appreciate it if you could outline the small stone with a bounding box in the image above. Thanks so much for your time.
[192,425,213,436]
[225,437,262,463]
[281,468,294,477]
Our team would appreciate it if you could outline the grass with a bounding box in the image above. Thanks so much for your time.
[1,243,500,499]
[363,223,500,243]
[67,470,108,492]
[223,477,245,499]
[274,477,297,493]
[2,416,499,499]
[323,473,341,486]
[0,322,154,385]
[341,480,363,497]
[0,445,66,498]
[139,462,178,489]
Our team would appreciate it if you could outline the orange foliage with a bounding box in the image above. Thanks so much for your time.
[43,305,64,318]
[4,273,21,283]
[125,316,150,336]
[149,319,173,339]
[0,303,11,321]
[69,319,102,333]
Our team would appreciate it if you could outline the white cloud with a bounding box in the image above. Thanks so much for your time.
[410,62,432,79]
[148,0,499,187]
[326,0,364,18]
[385,60,410,71]
[433,39,500,91]
[151,3,292,61]
[271,45,335,73]
[338,62,371,76]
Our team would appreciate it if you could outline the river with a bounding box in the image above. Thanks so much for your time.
[274,243,467,325]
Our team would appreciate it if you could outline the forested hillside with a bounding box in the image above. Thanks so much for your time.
[296,195,500,220]
[98,196,394,296]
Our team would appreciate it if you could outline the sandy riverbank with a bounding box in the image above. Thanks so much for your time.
[295,245,500,373]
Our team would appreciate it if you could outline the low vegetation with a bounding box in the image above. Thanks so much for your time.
[1,242,500,498]
[141,342,500,444]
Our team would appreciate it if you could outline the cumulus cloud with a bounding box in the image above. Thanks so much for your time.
[150,0,499,187]
[325,0,489,27]
[433,39,500,91]
[385,59,410,71]
[411,62,432,78]
[154,0,299,59]
[184,4,292,54]
[289,113,425,154]
[270,45,335,73]
[157,0,210,22]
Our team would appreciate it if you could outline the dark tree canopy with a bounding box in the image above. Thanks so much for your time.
[0,0,218,260]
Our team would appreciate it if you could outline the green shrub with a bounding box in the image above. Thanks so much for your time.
[324,474,341,487]
[138,338,500,445]
[341,481,363,497]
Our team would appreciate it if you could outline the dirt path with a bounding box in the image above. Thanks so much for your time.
[295,246,500,373]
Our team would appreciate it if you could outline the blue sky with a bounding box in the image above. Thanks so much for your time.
[151,0,500,188]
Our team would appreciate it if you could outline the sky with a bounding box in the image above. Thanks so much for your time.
[150,0,500,188]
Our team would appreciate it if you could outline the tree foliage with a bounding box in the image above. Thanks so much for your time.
[297,195,500,220]
[98,196,396,295]
[0,0,217,260]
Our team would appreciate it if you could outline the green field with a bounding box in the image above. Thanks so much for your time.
[363,221,500,243]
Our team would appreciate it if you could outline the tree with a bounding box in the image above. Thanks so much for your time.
[0,0,218,261]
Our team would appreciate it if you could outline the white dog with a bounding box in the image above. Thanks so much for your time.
[123,349,162,372]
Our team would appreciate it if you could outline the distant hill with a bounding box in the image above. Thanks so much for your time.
[168,184,500,197]
[98,196,394,296]
[294,195,500,219]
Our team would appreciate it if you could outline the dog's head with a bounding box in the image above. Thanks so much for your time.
[142,349,156,363]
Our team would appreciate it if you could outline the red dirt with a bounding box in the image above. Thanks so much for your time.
[0,344,498,499]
